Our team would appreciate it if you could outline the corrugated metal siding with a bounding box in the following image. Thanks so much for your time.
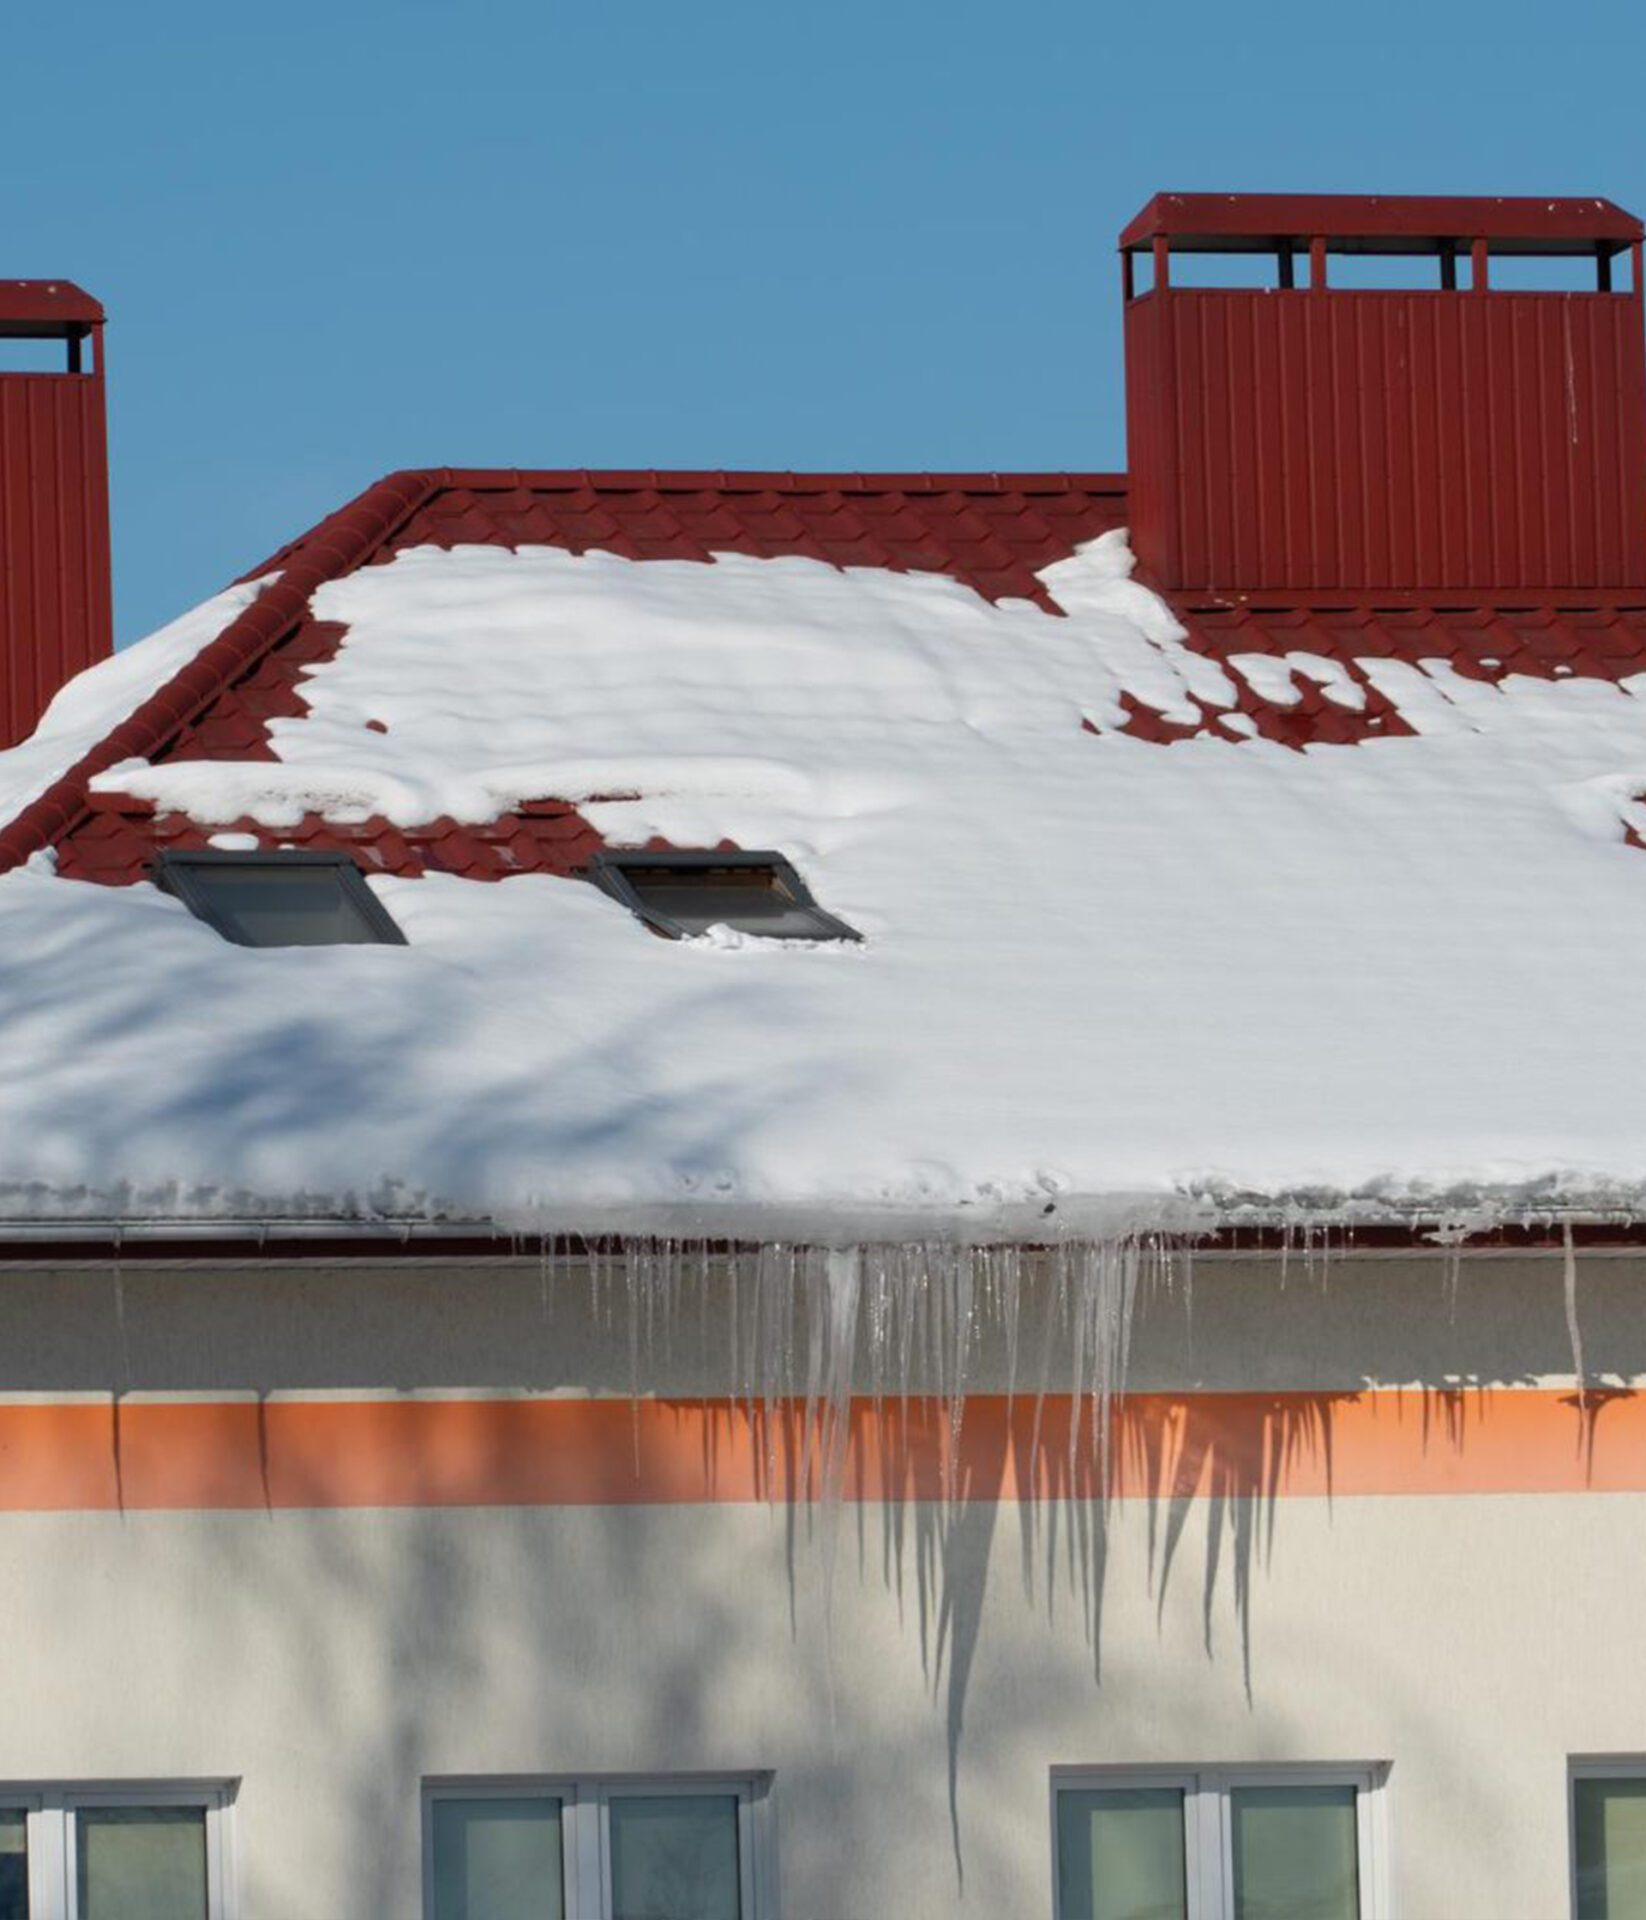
[0,373,111,748]
[1126,289,1646,593]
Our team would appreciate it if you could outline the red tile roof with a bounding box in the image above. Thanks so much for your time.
[267,469,1131,610]
[8,465,1646,886]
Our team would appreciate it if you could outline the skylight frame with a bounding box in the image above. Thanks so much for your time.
[588,850,861,943]
[151,849,408,949]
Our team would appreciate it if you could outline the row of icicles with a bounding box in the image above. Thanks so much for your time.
[557,1234,1189,1505]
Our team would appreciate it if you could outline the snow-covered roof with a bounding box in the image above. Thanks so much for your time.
[6,468,1646,1244]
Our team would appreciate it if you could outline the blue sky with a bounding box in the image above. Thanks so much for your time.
[4,0,1644,642]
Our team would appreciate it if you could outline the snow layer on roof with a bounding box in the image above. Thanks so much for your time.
[0,577,271,830]
[9,533,1646,1236]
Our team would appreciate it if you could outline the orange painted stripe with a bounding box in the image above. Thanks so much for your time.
[0,1388,1631,1512]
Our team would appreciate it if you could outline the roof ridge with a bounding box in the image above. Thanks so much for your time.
[436,468,1129,494]
[0,468,443,875]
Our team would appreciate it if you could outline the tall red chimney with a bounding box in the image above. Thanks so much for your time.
[1120,194,1646,595]
[0,280,112,748]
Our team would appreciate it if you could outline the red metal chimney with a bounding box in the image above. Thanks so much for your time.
[0,281,112,748]
[1121,194,1646,595]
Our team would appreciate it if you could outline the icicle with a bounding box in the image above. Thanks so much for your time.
[1564,1222,1587,1414]
[863,1248,887,1415]
[818,1247,863,1517]
[1088,1238,1143,1504]
[538,1231,551,1330]
[895,1246,920,1452]
[623,1238,644,1471]
[1028,1246,1068,1489]
[727,1241,741,1403]
[798,1250,832,1501]
[110,1248,130,1395]
[696,1240,711,1369]
[945,1246,977,1505]
[998,1245,1023,1409]
[1063,1246,1087,1489]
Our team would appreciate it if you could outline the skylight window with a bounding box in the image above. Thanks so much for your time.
[152,851,407,948]
[590,851,860,942]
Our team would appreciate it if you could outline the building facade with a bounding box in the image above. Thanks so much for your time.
[1,196,1645,1918]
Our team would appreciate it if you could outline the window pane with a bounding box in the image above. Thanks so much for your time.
[1576,1776,1646,1920]
[1056,1788,1187,1920]
[1231,1786,1360,1920]
[628,873,826,939]
[190,864,383,947]
[609,1794,741,1920]
[0,1810,26,1920]
[76,1806,208,1920]
[431,1797,564,1920]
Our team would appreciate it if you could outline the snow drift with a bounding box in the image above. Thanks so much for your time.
[2,531,1646,1237]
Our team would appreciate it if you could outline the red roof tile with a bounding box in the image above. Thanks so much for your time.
[9,465,1646,886]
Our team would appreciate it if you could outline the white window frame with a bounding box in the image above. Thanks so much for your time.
[0,1780,236,1920]
[424,1774,771,1920]
[1051,1763,1390,1920]
[1569,1755,1646,1920]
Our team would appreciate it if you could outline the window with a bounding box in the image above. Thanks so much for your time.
[588,851,859,943]
[0,1784,234,1919]
[152,850,406,948]
[425,1777,765,1920]
[1572,1762,1646,1919]
[1053,1766,1387,1920]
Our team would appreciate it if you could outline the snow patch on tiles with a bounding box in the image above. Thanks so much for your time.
[96,751,891,831]
[0,577,274,830]
[1230,651,1367,712]
[6,534,1646,1231]
[1555,770,1646,843]
[96,531,1219,825]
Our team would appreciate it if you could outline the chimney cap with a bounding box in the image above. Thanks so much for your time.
[0,280,104,339]
[1120,193,1644,257]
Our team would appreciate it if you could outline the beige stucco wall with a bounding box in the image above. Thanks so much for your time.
[0,1247,1635,1918]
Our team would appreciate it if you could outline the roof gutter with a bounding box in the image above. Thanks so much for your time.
[1,1210,1644,1263]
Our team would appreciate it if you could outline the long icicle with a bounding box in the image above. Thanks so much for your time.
[1563,1221,1587,1419]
